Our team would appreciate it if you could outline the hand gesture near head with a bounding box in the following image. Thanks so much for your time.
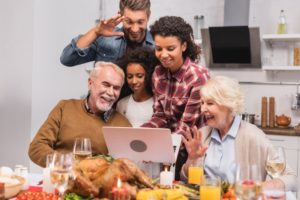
[94,14,125,37]
[77,14,125,49]
[182,126,208,160]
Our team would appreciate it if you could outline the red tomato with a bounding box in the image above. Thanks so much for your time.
[16,191,58,200]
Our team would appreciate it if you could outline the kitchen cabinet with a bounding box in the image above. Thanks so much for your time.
[262,34,300,70]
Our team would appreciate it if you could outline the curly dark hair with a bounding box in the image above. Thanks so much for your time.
[150,16,201,61]
[117,47,159,96]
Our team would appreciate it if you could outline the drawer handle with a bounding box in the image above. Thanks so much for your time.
[269,139,285,142]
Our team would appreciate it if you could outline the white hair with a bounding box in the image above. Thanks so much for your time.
[90,61,125,83]
[201,76,245,115]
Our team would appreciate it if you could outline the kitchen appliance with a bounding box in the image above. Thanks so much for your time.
[291,84,300,110]
[292,93,300,110]
[241,113,256,124]
[201,26,261,69]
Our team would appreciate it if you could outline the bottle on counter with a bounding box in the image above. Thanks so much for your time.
[277,10,287,34]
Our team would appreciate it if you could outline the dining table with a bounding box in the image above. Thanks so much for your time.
[10,173,298,200]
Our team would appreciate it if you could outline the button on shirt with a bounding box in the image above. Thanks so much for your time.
[142,57,209,135]
[204,115,242,182]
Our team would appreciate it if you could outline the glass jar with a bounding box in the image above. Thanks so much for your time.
[194,15,204,40]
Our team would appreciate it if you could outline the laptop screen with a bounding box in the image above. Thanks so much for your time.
[102,127,181,164]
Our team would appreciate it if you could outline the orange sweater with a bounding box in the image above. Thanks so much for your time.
[28,99,131,167]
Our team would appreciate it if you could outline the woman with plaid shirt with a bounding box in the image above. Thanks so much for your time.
[142,16,210,179]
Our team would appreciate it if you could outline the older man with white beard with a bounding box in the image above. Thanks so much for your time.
[29,62,131,167]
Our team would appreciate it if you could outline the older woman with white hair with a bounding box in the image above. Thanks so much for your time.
[180,76,297,192]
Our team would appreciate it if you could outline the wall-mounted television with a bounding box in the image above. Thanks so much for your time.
[201,26,261,69]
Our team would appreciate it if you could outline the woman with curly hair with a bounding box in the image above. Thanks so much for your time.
[116,47,160,178]
[141,16,210,179]
[116,46,159,127]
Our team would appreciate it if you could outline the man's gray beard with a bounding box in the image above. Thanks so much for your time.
[96,100,113,112]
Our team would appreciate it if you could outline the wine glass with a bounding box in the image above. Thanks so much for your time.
[73,138,92,162]
[49,152,73,200]
[234,164,262,200]
[265,146,286,178]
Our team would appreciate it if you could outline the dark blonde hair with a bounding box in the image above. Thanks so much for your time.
[119,0,151,17]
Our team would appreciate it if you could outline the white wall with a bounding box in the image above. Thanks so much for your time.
[0,0,34,168]
[30,0,100,172]
[1,0,300,173]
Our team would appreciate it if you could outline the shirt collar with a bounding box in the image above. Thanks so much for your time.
[84,95,114,122]
[167,57,191,81]
[144,30,154,45]
[211,115,242,142]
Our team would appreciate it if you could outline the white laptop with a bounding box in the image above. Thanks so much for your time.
[102,127,182,163]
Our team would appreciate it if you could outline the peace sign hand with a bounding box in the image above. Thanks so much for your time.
[182,126,208,160]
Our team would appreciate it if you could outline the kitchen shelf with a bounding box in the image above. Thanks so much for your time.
[262,65,300,71]
[262,34,300,42]
[259,126,300,136]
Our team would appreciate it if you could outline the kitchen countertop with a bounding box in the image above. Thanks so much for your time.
[259,126,300,136]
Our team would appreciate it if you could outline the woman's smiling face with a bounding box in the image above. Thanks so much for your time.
[154,35,186,73]
[126,63,147,95]
[200,98,232,130]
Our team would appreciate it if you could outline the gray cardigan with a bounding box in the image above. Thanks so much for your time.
[180,121,297,191]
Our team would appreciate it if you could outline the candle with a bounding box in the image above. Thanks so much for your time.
[109,178,130,200]
[160,167,174,187]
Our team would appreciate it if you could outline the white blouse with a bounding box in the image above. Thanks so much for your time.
[116,95,153,127]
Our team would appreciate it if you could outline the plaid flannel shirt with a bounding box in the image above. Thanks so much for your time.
[142,57,210,135]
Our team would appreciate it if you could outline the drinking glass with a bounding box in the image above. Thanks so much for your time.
[262,188,286,200]
[73,138,92,162]
[235,164,262,200]
[43,154,55,193]
[188,162,204,185]
[49,152,73,200]
[200,176,221,200]
[265,146,286,178]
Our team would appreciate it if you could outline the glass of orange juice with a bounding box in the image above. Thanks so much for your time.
[188,164,204,185]
[200,175,221,200]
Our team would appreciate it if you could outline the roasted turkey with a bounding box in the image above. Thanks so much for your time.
[68,157,155,199]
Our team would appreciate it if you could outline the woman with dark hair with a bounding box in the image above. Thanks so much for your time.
[116,47,160,178]
[116,47,158,127]
[142,16,210,180]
